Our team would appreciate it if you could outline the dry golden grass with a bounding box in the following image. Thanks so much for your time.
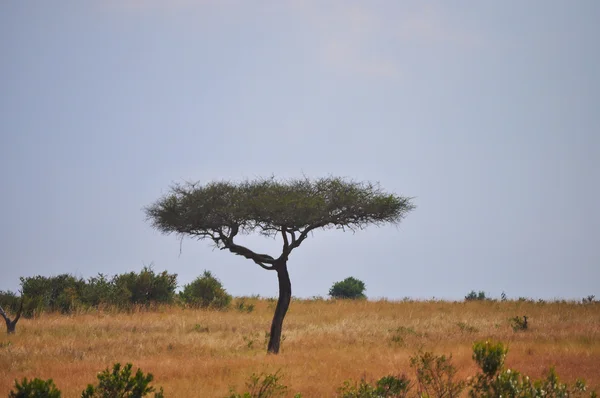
[1,299,599,397]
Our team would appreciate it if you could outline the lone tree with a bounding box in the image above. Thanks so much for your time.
[145,176,414,354]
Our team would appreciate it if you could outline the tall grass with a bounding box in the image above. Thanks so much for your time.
[1,299,598,397]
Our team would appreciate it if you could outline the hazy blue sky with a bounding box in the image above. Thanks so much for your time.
[1,1,598,300]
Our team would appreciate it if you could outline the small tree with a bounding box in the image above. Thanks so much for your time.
[9,378,62,398]
[329,277,367,299]
[82,363,164,398]
[180,270,232,309]
[1,295,24,334]
[145,176,414,354]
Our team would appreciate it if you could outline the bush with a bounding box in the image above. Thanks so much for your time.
[180,270,231,310]
[112,266,177,307]
[81,362,164,398]
[468,340,593,397]
[329,277,366,299]
[465,290,487,301]
[9,377,61,398]
[510,315,529,332]
[20,274,86,315]
[226,370,294,398]
[410,351,465,397]
[80,273,118,308]
[337,375,411,398]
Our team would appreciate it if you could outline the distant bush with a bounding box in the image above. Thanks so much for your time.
[17,266,177,314]
[81,363,164,398]
[112,266,177,307]
[465,290,488,301]
[582,295,596,304]
[329,277,366,300]
[179,270,231,310]
[20,274,86,315]
[9,377,62,398]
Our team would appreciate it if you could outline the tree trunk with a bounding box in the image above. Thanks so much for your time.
[267,261,291,354]
[6,319,17,334]
[1,303,22,335]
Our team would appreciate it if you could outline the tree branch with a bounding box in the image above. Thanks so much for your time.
[287,222,327,252]
[218,226,277,268]
[0,305,9,325]
[281,227,289,251]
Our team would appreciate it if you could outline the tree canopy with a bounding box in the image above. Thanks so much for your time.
[145,176,414,266]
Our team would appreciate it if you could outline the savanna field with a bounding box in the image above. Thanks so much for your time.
[1,298,599,397]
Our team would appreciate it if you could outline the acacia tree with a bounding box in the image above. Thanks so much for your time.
[145,176,415,354]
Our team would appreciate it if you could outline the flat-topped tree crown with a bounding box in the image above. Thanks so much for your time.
[145,176,415,353]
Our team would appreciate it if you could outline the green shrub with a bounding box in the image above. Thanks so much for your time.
[81,363,164,398]
[9,377,61,398]
[112,266,177,307]
[465,290,487,301]
[469,346,593,397]
[410,350,465,397]
[81,273,118,308]
[226,370,293,398]
[510,315,528,332]
[20,274,86,315]
[329,277,366,300]
[337,375,411,398]
[180,270,231,310]
[472,340,507,378]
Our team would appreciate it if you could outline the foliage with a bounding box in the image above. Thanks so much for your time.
[471,340,508,378]
[337,375,411,398]
[510,315,528,332]
[179,270,231,309]
[465,291,488,301]
[409,351,465,397]
[145,176,415,242]
[20,274,86,315]
[112,266,177,307]
[582,295,596,304]
[226,370,293,398]
[468,340,593,397]
[0,290,21,314]
[81,362,164,398]
[16,267,177,315]
[9,378,62,398]
[81,273,121,308]
[329,277,367,300]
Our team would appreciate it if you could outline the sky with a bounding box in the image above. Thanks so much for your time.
[1,1,598,301]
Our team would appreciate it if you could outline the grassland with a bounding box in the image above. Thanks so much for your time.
[1,298,599,397]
